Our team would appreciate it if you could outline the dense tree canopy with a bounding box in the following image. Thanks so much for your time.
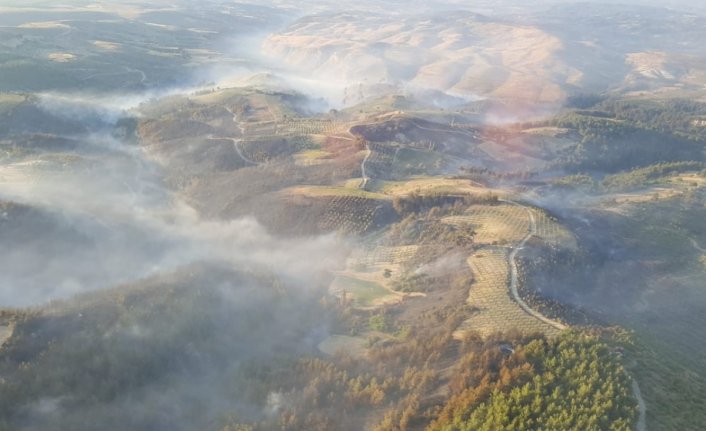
[430,333,637,431]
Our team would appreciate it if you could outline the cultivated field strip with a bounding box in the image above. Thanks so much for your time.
[355,245,420,267]
[318,195,380,234]
[241,121,278,136]
[455,248,560,338]
[365,142,398,179]
[443,204,578,249]
[277,120,351,136]
[443,204,531,245]
[452,202,571,339]
[532,210,579,249]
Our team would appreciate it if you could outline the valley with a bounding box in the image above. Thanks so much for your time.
[0,1,705,430]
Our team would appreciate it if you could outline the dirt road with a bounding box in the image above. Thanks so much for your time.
[501,199,568,331]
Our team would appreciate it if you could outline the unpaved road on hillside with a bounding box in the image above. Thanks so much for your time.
[217,108,260,166]
[231,138,259,166]
[359,142,372,189]
[632,379,647,431]
[501,199,568,331]
[503,198,647,430]
[690,237,706,253]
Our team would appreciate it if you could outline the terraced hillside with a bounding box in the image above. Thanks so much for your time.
[136,87,579,346]
[7,2,705,429]
[443,204,531,245]
[451,202,571,339]
[0,79,647,431]
[455,248,559,337]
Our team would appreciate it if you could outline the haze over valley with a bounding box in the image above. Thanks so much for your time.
[1,1,705,430]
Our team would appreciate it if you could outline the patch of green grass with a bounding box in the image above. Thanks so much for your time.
[332,275,392,308]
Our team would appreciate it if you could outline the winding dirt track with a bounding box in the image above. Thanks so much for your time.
[500,199,568,331]
[359,142,372,189]
[502,199,647,430]
[222,107,260,166]
[125,66,147,84]
[632,380,648,431]
[231,138,259,166]
[690,237,706,253]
